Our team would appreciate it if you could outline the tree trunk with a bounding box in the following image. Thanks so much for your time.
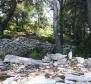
[87,0,91,32]
[59,0,64,53]
[53,0,62,53]
[0,0,16,38]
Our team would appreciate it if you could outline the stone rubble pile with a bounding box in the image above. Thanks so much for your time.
[0,37,52,57]
[0,54,91,84]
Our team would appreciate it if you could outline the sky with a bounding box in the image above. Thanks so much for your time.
[44,7,53,23]
[0,11,3,17]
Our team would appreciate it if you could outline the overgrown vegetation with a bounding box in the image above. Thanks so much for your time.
[31,46,44,60]
[0,51,5,59]
[0,0,91,59]
[74,34,91,58]
[31,50,43,60]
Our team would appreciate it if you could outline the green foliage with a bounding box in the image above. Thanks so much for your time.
[3,30,12,38]
[74,34,91,58]
[0,52,5,59]
[1,0,90,59]
[31,46,44,60]
[2,0,50,37]
[31,50,43,60]
[36,27,53,37]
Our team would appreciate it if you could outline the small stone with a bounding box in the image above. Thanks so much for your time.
[75,57,85,64]
[47,53,67,61]
[42,56,51,63]
[68,51,72,60]
[53,76,64,82]
[0,59,4,66]
[23,75,56,84]
[3,77,16,84]
[11,81,17,84]
[65,80,75,84]
[65,73,91,82]
[53,58,67,67]
[84,59,91,68]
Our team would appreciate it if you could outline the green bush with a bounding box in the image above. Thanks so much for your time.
[31,50,43,60]
[74,34,91,58]
[0,52,5,59]
[30,45,44,60]
[3,30,12,39]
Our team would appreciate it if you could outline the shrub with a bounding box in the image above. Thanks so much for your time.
[74,34,91,58]
[0,51,5,59]
[31,50,43,60]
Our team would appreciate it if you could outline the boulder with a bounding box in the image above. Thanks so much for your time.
[42,56,52,63]
[52,76,64,82]
[68,51,72,60]
[0,59,5,70]
[53,58,67,67]
[4,55,42,66]
[22,75,56,84]
[47,53,67,61]
[65,73,91,82]
[84,59,91,68]
[3,77,16,84]
[75,57,85,64]
[65,80,75,84]
[0,59,4,66]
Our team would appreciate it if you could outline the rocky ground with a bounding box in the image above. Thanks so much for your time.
[0,54,91,84]
[0,37,91,84]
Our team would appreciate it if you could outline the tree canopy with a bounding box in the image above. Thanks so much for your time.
[0,0,91,58]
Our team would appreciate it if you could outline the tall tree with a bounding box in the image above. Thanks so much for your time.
[0,0,16,38]
[59,0,64,53]
[53,0,62,53]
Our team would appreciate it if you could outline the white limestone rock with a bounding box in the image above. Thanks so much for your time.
[42,56,51,63]
[53,58,67,67]
[76,82,91,84]
[65,74,85,82]
[53,76,63,82]
[22,75,56,84]
[47,53,67,61]
[3,77,16,84]
[65,80,75,84]
[84,59,91,68]
[4,55,42,66]
[0,59,5,70]
[84,72,91,81]
[68,51,72,60]
[65,73,91,82]
[11,81,17,84]
[0,59,4,66]
[15,65,25,73]
[75,57,85,64]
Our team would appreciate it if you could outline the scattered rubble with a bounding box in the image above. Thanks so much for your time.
[0,54,91,84]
